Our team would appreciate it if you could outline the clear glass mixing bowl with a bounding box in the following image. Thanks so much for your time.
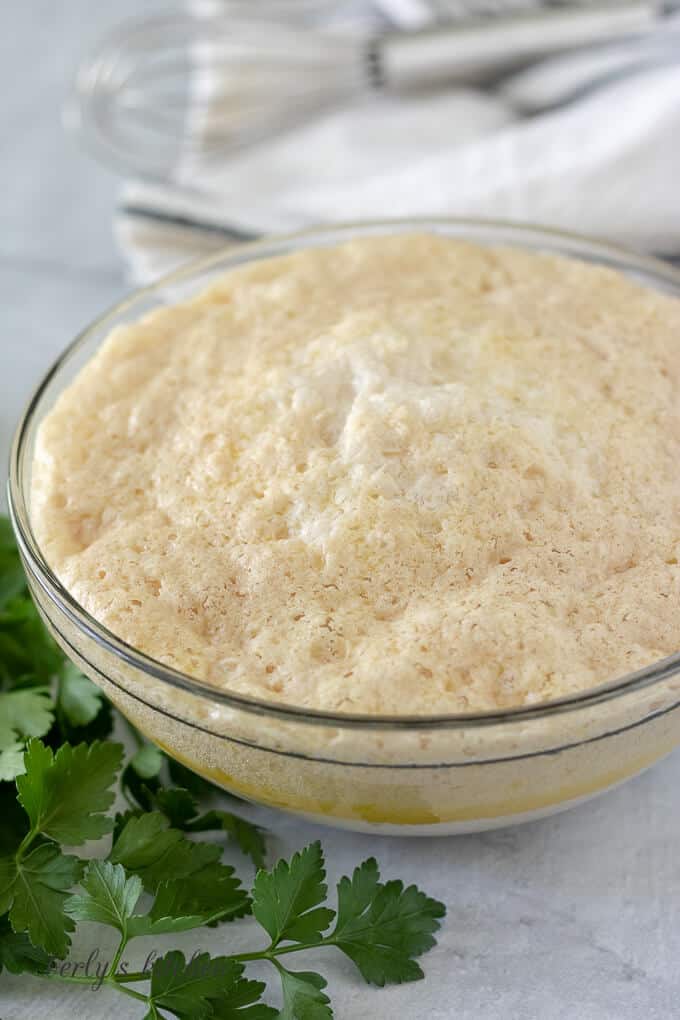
[8,219,680,834]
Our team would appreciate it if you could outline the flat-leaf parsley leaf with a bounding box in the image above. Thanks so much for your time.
[16,738,123,844]
[0,842,82,956]
[252,841,334,948]
[330,857,446,986]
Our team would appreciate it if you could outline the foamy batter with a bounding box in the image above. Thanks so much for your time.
[31,235,680,713]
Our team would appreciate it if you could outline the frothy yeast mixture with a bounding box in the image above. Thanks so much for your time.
[32,235,680,713]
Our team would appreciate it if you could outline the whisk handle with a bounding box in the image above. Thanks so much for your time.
[374,1,658,91]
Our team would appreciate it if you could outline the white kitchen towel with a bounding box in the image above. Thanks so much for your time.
[116,15,680,283]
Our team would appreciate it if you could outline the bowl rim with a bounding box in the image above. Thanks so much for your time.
[9,215,680,732]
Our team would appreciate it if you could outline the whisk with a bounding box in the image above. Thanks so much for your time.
[71,3,664,179]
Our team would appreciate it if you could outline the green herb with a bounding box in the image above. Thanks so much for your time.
[0,519,27,610]
[109,810,250,922]
[252,841,335,946]
[0,737,121,957]
[183,807,267,871]
[66,859,205,939]
[0,687,53,779]
[1,741,445,1017]
[57,661,104,728]
[0,514,446,1016]
[121,726,266,869]
[146,951,275,1020]
[17,738,123,843]
[332,857,444,985]
[0,596,63,681]
[130,742,166,781]
[0,520,112,758]
[0,842,82,957]
[67,858,144,932]
[0,914,50,976]
[0,744,27,783]
[277,966,332,1020]
[0,688,54,749]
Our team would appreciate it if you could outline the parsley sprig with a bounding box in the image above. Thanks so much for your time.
[0,515,446,1017]
[1,739,445,1017]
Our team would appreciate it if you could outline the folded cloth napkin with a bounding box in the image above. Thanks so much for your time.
[116,8,680,283]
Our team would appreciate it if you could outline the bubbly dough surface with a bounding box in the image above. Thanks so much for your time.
[32,235,680,713]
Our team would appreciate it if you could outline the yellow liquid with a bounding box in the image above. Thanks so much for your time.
[152,737,673,827]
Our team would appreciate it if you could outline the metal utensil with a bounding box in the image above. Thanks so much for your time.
[71,3,665,178]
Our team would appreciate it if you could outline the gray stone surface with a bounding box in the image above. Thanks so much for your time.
[2,4,680,1019]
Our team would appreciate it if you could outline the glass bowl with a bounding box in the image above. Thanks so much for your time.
[8,219,680,835]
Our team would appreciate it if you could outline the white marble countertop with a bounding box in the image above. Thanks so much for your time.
[2,4,680,1018]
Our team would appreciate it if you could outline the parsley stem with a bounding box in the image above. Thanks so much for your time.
[40,972,105,987]
[115,943,314,975]
[107,933,128,981]
[39,969,148,1004]
[232,941,329,962]
[14,825,37,862]
[111,979,148,1004]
